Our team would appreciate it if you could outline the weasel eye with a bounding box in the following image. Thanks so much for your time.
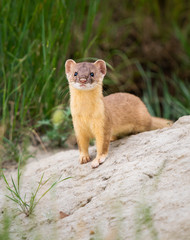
[74,72,78,76]
[90,72,94,77]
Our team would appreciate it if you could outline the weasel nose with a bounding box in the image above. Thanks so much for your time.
[79,78,87,83]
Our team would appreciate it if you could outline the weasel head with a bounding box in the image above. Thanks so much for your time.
[65,59,106,91]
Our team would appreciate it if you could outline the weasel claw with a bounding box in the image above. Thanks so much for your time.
[79,155,90,164]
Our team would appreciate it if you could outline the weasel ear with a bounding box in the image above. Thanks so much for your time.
[65,59,76,75]
[94,60,107,76]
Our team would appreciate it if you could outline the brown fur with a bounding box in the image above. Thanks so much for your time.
[65,59,173,168]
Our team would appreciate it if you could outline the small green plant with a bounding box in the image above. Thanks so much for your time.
[1,161,71,217]
[36,106,73,147]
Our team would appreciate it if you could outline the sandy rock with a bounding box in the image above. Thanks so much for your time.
[0,116,190,240]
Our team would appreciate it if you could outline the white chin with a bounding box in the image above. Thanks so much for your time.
[71,82,97,90]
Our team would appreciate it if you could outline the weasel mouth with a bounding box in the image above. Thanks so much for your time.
[71,82,96,90]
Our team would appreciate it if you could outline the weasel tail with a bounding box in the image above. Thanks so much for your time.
[151,117,173,130]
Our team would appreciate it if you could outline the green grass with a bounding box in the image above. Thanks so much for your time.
[137,62,190,120]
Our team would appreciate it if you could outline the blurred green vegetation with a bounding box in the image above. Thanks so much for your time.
[0,0,190,163]
[0,209,11,240]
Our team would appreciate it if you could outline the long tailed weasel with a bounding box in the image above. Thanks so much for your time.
[65,59,172,168]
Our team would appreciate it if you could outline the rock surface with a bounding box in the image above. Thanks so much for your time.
[0,116,190,240]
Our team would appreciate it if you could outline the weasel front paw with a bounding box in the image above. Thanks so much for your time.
[79,155,91,164]
[91,158,99,168]
[91,154,107,168]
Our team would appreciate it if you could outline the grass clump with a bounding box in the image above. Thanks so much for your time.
[1,160,71,217]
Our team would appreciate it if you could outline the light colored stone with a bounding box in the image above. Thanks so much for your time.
[0,116,190,240]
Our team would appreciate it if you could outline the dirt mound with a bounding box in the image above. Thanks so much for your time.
[1,116,190,240]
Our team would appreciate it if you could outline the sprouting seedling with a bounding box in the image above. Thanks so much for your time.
[1,162,71,217]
